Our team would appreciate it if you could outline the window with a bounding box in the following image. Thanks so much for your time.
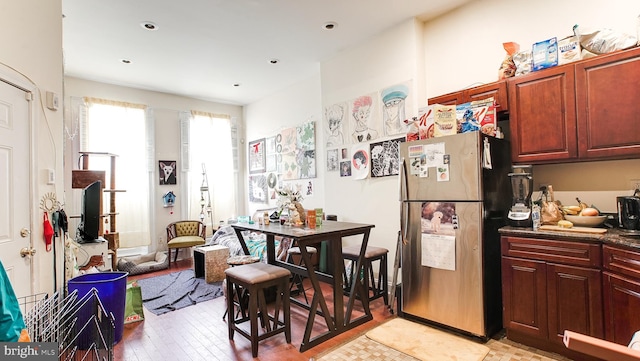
[184,111,237,231]
[81,98,151,248]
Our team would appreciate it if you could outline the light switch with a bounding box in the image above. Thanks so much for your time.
[46,91,59,111]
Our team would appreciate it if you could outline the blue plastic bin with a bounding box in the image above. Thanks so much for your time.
[68,271,128,345]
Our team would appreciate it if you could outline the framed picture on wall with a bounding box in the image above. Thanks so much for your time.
[159,160,177,185]
[248,138,266,174]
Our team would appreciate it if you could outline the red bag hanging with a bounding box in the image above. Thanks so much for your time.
[43,213,54,252]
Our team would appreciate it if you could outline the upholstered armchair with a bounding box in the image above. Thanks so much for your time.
[166,220,206,266]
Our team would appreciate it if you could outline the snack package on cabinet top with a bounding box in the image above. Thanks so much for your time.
[433,104,457,137]
[406,105,435,141]
[457,98,497,137]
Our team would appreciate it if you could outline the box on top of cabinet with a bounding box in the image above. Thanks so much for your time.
[558,35,582,65]
[532,37,558,71]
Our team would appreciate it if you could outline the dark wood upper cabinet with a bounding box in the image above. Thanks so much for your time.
[428,80,509,113]
[508,46,640,164]
[427,91,463,106]
[508,65,578,164]
[466,81,509,113]
[575,47,640,160]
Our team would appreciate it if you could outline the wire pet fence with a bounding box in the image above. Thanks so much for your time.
[19,289,114,361]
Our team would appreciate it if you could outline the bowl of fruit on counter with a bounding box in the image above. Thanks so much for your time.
[561,198,607,227]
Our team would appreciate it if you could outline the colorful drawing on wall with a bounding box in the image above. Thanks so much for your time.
[159,160,177,185]
[297,121,315,151]
[248,138,266,174]
[248,174,268,203]
[324,102,347,148]
[340,161,352,177]
[370,137,405,177]
[279,127,297,154]
[305,180,314,197]
[266,154,277,172]
[280,151,298,180]
[266,136,276,154]
[349,93,380,143]
[298,149,316,179]
[351,144,370,180]
[341,147,349,160]
[381,81,412,137]
[327,149,339,172]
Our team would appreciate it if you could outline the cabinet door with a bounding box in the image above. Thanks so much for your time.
[502,256,548,339]
[547,263,603,346]
[508,65,577,164]
[603,271,640,345]
[427,91,463,106]
[575,47,640,160]
[466,81,509,113]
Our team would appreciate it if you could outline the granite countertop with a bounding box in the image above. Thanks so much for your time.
[499,226,640,250]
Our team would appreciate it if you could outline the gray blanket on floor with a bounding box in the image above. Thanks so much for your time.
[136,269,223,315]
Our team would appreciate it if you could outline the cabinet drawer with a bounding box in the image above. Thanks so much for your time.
[501,236,601,267]
[603,245,640,279]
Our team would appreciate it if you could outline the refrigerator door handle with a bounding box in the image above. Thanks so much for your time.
[399,157,409,245]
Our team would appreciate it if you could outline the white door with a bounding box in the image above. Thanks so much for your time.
[0,77,33,299]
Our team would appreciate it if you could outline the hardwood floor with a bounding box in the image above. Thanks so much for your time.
[115,258,395,361]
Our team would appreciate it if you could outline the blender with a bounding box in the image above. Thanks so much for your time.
[507,165,533,227]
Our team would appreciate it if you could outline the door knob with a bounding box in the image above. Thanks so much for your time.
[20,228,30,237]
[20,247,36,258]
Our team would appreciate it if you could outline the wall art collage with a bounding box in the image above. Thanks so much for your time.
[324,80,411,180]
[248,120,316,204]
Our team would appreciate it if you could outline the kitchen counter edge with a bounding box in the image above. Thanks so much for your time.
[499,226,640,250]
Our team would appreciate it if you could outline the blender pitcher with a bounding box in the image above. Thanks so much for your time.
[508,165,533,227]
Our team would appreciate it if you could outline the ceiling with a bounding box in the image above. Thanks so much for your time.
[62,0,473,106]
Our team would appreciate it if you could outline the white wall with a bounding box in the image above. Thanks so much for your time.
[424,0,640,97]
[63,77,243,251]
[0,0,64,294]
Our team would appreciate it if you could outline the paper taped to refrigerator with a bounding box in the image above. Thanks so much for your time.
[421,233,456,270]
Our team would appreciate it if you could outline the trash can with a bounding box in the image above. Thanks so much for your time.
[68,271,128,346]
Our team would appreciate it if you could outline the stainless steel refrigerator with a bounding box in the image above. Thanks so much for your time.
[399,131,511,339]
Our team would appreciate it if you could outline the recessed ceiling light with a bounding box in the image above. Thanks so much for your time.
[269,59,279,64]
[121,59,131,64]
[323,22,337,30]
[141,22,158,31]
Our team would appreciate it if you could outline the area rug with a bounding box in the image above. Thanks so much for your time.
[364,318,490,361]
[135,269,223,315]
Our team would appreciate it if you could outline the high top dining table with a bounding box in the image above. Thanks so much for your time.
[231,220,375,352]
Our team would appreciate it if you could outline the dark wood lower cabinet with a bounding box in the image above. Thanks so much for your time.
[603,272,640,345]
[502,257,548,339]
[547,263,603,345]
[501,236,604,361]
[602,244,640,345]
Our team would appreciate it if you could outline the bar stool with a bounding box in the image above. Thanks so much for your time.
[286,246,318,304]
[222,255,261,321]
[342,245,389,305]
[225,262,291,357]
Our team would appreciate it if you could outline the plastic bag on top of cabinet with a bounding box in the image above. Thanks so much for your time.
[573,24,637,55]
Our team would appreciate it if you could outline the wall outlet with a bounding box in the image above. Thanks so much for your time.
[47,169,55,184]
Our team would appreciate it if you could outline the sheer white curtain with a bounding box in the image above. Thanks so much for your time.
[81,98,151,248]
[185,111,236,231]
